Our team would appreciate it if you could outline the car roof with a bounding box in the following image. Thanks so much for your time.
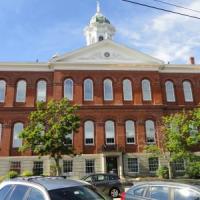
[130,181,200,191]
[2,177,90,191]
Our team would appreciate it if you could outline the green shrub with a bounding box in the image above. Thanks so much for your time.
[21,170,33,177]
[6,171,18,179]
[156,166,169,179]
[186,162,200,179]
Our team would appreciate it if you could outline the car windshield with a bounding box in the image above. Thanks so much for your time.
[49,185,105,200]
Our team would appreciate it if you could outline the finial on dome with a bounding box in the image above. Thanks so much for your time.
[97,1,100,13]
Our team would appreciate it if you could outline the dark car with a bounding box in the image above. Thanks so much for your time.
[0,176,106,200]
[121,181,200,200]
[81,173,122,198]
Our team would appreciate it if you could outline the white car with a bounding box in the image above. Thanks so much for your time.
[0,176,105,200]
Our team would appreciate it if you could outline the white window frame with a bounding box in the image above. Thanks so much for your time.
[0,80,6,103]
[84,79,93,101]
[123,79,133,101]
[105,120,115,145]
[127,158,139,173]
[183,81,193,102]
[85,159,95,174]
[12,122,23,148]
[65,132,73,146]
[37,80,47,102]
[63,160,73,175]
[104,79,113,101]
[64,79,73,101]
[16,80,27,103]
[165,81,175,102]
[145,120,156,144]
[84,121,94,145]
[142,79,152,101]
[148,157,159,172]
[125,120,135,144]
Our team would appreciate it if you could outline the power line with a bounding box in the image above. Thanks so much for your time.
[121,0,200,20]
[151,0,200,14]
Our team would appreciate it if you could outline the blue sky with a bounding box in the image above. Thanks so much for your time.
[0,0,199,64]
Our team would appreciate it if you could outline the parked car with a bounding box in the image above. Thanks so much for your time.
[121,181,200,200]
[81,173,123,198]
[0,176,106,200]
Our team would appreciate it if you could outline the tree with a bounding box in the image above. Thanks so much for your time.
[145,109,200,179]
[19,98,80,176]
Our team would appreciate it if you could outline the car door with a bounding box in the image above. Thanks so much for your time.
[26,187,46,200]
[0,184,14,200]
[126,185,148,200]
[5,185,29,200]
[173,187,200,200]
[145,186,170,200]
[93,175,108,194]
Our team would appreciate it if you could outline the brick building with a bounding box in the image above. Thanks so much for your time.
[0,4,199,178]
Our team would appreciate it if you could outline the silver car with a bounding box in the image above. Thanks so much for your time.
[0,176,105,200]
[123,181,200,200]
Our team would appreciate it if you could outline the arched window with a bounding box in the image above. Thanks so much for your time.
[105,120,115,144]
[142,79,152,101]
[104,79,113,101]
[64,79,73,101]
[84,121,94,145]
[0,80,6,102]
[84,79,93,101]
[123,79,133,101]
[16,80,27,102]
[125,120,135,144]
[12,122,23,148]
[145,120,155,144]
[183,81,193,102]
[0,123,2,143]
[165,81,175,102]
[37,80,47,102]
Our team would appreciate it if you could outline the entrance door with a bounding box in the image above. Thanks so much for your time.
[106,157,118,174]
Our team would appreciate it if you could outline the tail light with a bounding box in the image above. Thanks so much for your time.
[120,192,126,200]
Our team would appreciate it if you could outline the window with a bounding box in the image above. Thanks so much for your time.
[133,186,147,197]
[123,79,133,101]
[28,188,45,200]
[125,120,135,144]
[33,161,43,175]
[0,80,6,102]
[12,123,23,148]
[145,120,156,144]
[105,120,115,144]
[128,158,138,173]
[10,161,21,174]
[37,80,47,102]
[173,159,185,172]
[65,132,73,145]
[148,157,159,172]
[174,188,200,200]
[63,160,73,174]
[0,123,2,143]
[147,186,169,200]
[9,185,29,200]
[142,79,152,101]
[183,81,193,102]
[165,81,175,102]
[84,79,93,101]
[84,121,94,145]
[85,159,95,174]
[16,80,27,102]
[104,79,113,101]
[99,36,104,41]
[0,185,13,200]
[64,79,73,100]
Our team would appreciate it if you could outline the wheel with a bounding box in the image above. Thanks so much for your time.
[109,188,120,198]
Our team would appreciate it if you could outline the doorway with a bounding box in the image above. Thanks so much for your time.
[106,156,118,175]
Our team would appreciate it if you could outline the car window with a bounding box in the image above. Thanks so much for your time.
[0,185,13,200]
[97,175,105,181]
[85,176,93,182]
[49,185,105,200]
[8,185,29,200]
[133,186,147,197]
[109,175,118,180]
[174,188,200,200]
[146,186,169,200]
[27,188,45,200]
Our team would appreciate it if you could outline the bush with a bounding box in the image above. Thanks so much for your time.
[186,162,200,179]
[6,171,18,179]
[156,166,169,179]
[21,170,33,177]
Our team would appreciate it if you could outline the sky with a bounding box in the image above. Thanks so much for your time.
[0,0,199,64]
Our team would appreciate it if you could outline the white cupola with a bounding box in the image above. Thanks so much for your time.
[84,1,116,46]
